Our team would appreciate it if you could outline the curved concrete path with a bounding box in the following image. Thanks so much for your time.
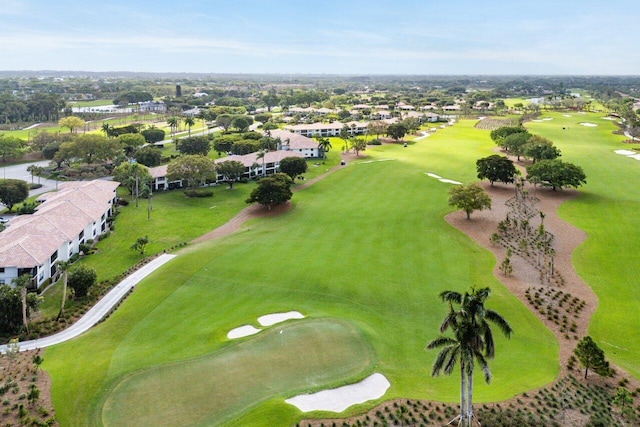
[0,253,176,353]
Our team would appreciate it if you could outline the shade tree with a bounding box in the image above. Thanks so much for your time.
[523,135,561,163]
[448,183,492,219]
[386,123,408,142]
[167,155,216,188]
[245,173,293,210]
[178,136,210,156]
[476,155,518,186]
[215,160,245,189]
[278,156,308,181]
[574,336,612,379]
[67,265,97,298]
[58,116,85,133]
[526,159,587,191]
[0,179,29,212]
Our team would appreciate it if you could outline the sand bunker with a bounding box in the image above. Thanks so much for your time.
[542,118,554,121]
[258,311,305,327]
[425,172,462,185]
[615,150,637,156]
[563,114,572,117]
[579,122,597,127]
[227,325,261,339]
[285,373,390,412]
[532,119,543,122]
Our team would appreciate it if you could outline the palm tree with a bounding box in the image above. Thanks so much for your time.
[427,287,512,426]
[12,274,32,334]
[56,261,70,321]
[316,137,332,159]
[184,116,195,137]
[256,150,267,176]
[167,116,179,140]
[101,123,113,138]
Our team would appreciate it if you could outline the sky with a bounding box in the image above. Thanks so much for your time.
[0,0,638,75]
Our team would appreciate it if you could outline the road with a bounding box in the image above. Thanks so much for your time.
[0,253,176,353]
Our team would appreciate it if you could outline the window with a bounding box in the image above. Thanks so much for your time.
[50,250,58,263]
[79,230,84,240]
[0,267,4,273]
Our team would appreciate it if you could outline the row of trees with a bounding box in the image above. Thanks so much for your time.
[482,126,587,191]
[0,93,66,124]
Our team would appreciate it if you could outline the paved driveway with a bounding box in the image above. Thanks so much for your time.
[0,254,176,353]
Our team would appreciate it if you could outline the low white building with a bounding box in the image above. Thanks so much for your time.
[215,150,306,180]
[284,121,368,138]
[0,180,119,289]
[269,129,320,158]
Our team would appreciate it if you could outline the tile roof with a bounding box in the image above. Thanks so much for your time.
[0,180,118,269]
[269,129,319,149]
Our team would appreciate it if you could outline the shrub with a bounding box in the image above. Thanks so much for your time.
[367,139,382,145]
[68,265,97,298]
[183,189,214,198]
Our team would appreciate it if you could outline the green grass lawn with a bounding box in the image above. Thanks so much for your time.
[44,120,558,426]
[101,319,371,426]
[524,112,640,378]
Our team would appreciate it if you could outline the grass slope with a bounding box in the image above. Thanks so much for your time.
[525,112,640,378]
[44,120,557,426]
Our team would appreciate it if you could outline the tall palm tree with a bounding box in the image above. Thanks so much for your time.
[101,123,113,138]
[316,137,332,159]
[256,150,266,176]
[12,274,32,334]
[184,116,195,137]
[167,116,179,140]
[427,287,512,426]
[56,261,70,321]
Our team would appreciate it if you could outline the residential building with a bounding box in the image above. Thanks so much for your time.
[0,180,119,289]
[215,150,306,180]
[284,121,368,138]
[269,129,320,158]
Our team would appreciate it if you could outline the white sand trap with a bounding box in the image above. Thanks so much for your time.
[357,158,395,165]
[579,122,597,127]
[542,118,554,121]
[285,373,390,413]
[227,325,261,339]
[563,114,572,117]
[426,172,442,179]
[258,311,305,327]
[532,119,543,122]
[628,154,640,160]
[603,116,617,120]
[614,150,637,156]
[439,179,462,185]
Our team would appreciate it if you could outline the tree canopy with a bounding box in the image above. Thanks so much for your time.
[574,336,612,379]
[178,136,210,156]
[386,123,408,141]
[245,173,292,210]
[112,162,151,196]
[476,155,518,186]
[68,265,97,298]
[278,156,308,181]
[141,127,166,144]
[58,116,85,133]
[215,160,245,189]
[118,133,146,156]
[134,146,162,167]
[448,183,492,219]
[490,126,526,144]
[501,132,531,160]
[526,159,587,191]
[167,155,216,188]
[0,179,29,212]
[524,136,561,163]
[0,135,28,161]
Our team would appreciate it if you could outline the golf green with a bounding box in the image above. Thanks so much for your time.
[101,319,372,426]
